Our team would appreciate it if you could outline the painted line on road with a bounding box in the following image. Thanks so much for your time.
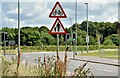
[22,52,72,54]
[70,58,120,67]
[66,71,74,76]
[25,56,29,57]
[22,60,26,62]
[113,60,118,62]
[21,61,36,65]
[96,68,113,73]
[23,52,54,54]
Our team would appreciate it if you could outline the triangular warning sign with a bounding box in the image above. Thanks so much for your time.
[49,2,67,18]
[49,18,67,34]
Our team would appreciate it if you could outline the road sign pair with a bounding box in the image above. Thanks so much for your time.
[49,2,67,34]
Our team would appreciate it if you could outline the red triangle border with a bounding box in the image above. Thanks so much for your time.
[49,2,67,18]
[49,18,67,34]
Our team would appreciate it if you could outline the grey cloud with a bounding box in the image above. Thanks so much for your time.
[1,1,118,28]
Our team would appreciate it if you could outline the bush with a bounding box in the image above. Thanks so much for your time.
[103,38,114,45]
[104,34,119,46]
[89,36,96,45]
[109,34,119,46]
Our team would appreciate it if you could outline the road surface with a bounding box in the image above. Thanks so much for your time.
[5,52,118,76]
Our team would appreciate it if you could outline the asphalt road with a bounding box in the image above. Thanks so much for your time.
[5,52,118,76]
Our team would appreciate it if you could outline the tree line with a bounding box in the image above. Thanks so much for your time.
[1,21,119,46]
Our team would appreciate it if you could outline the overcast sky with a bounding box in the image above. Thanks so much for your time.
[0,0,119,29]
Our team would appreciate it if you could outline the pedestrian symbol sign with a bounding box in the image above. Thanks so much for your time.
[49,18,67,34]
[49,2,67,18]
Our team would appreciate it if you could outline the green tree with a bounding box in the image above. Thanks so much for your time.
[77,36,86,45]
[103,38,114,45]
[89,36,96,45]
[108,34,119,46]
[36,40,42,46]
[39,26,49,33]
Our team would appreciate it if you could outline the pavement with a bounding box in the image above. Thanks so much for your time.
[68,49,119,67]
[70,55,120,67]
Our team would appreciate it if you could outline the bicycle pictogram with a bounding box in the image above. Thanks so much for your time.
[52,9,63,16]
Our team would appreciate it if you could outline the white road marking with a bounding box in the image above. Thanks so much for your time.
[96,68,113,73]
[113,60,118,62]
[66,71,74,76]
[22,60,26,62]
[25,56,29,57]
[21,61,36,65]
[22,52,72,54]
[23,52,55,54]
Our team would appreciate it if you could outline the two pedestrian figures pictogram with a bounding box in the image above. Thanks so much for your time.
[54,22,60,32]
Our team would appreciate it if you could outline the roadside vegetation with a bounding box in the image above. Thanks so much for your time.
[1,21,119,56]
[79,51,118,59]
[1,21,119,46]
[0,48,94,77]
[0,45,118,54]
[0,19,119,77]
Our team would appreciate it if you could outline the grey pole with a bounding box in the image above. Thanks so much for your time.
[73,0,77,58]
[17,0,21,70]
[85,3,89,52]
[18,0,20,56]
[57,34,59,60]
[4,32,6,57]
[75,0,77,56]
[70,18,72,51]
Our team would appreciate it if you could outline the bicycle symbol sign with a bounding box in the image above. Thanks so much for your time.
[52,9,63,16]
[49,2,67,18]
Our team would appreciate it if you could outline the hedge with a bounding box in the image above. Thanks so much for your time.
[0,45,118,52]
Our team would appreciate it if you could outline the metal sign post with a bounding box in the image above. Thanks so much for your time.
[4,33,6,57]
[85,3,89,52]
[73,40,75,58]
[49,2,67,60]
[75,0,77,58]
[17,0,21,71]
[57,34,59,59]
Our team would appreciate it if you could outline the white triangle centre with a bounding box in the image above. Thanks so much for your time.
[51,4,64,16]
[51,21,64,32]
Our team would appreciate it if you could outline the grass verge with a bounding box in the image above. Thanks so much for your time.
[79,51,118,59]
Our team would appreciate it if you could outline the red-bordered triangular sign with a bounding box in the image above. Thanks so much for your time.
[49,18,67,34]
[49,2,67,18]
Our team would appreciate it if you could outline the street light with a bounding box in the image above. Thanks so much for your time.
[85,3,89,52]
[18,0,20,57]
[70,18,72,51]
[73,0,77,58]
[17,0,21,70]
[70,18,72,35]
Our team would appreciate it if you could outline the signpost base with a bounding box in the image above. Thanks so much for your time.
[57,34,59,60]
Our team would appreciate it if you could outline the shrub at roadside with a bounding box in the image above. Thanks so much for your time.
[0,55,94,78]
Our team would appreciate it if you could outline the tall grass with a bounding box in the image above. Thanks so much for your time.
[0,47,94,77]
